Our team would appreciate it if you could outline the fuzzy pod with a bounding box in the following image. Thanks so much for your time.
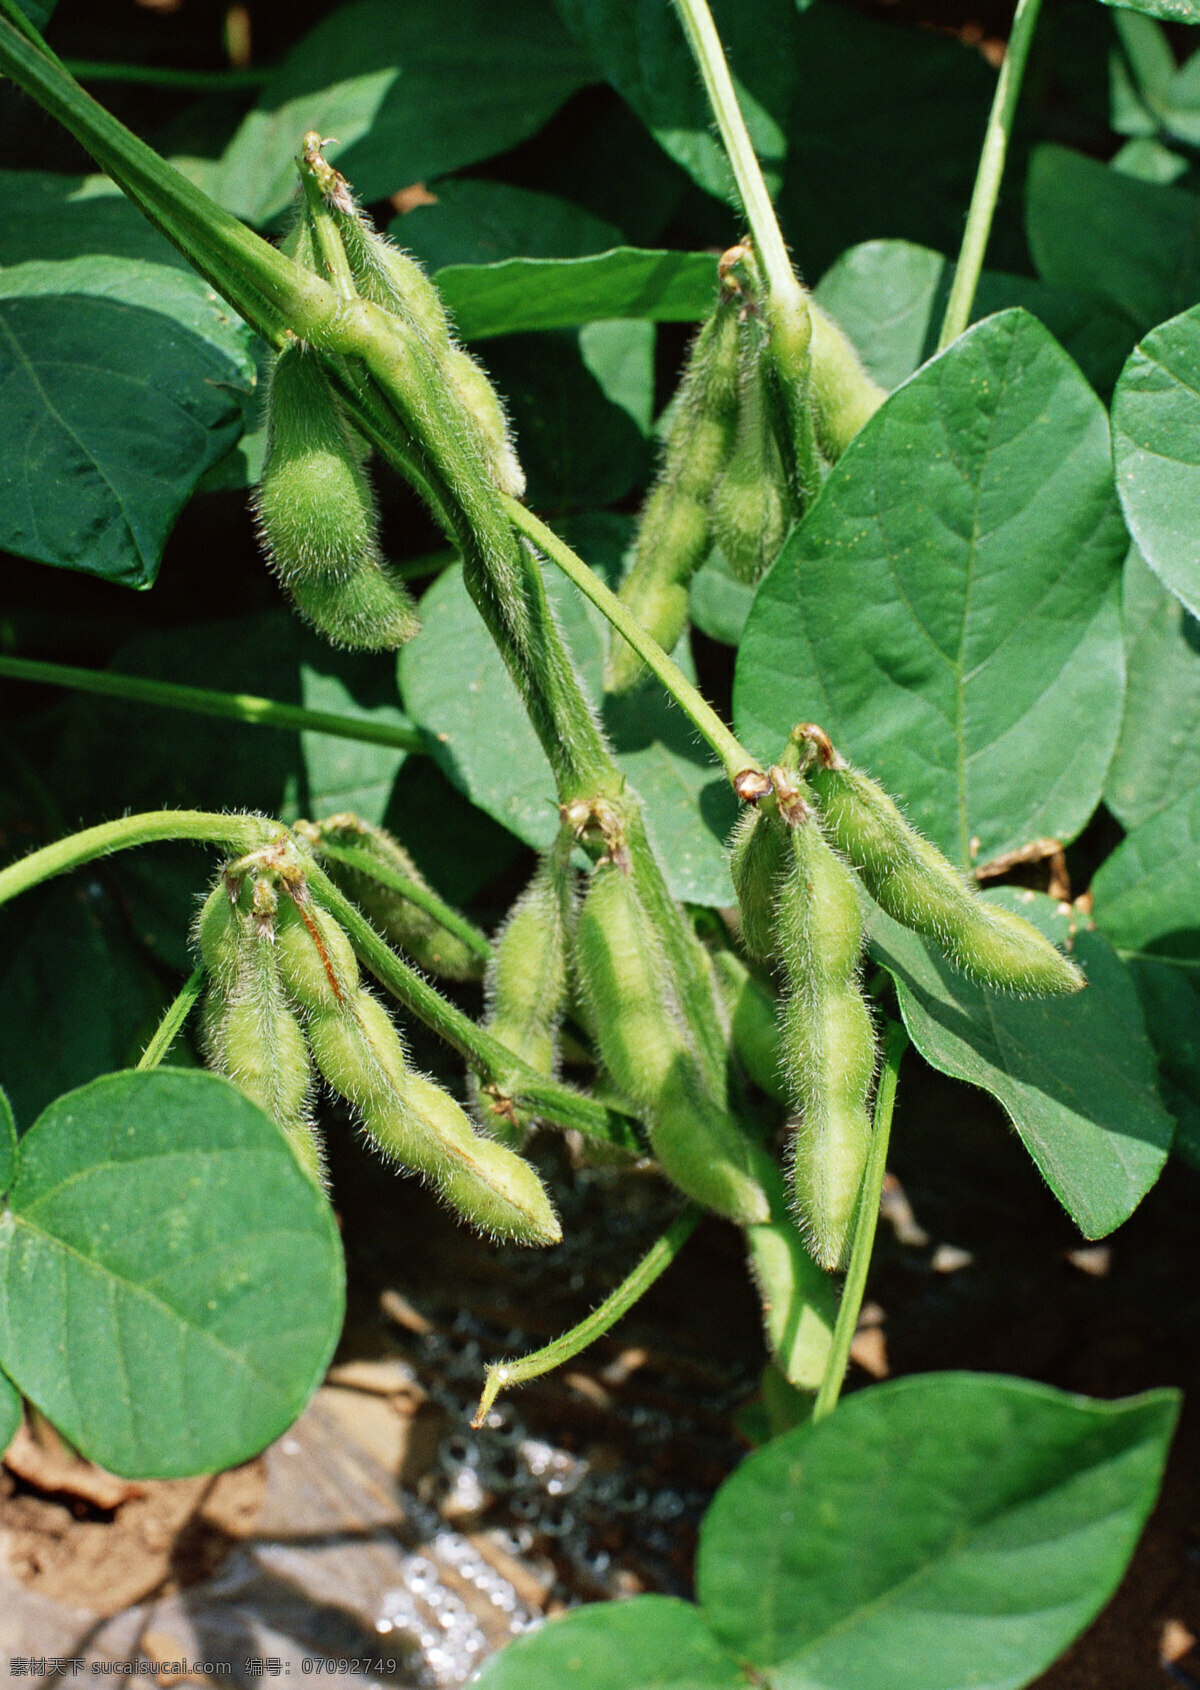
[647,1059,771,1225]
[808,302,886,461]
[605,301,742,693]
[778,818,876,1271]
[286,554,420,651]
[317,817,484,982]
[573,861,689,1109]
[255,342,381,587]
[809,762,1085,997]
[201,940,324,1186]
[306,988,411,1111]
[274,894,360,1012]
[729,805,790,962]
[194,877,245,993]
[743,1162,836,1389]
[366,1072,561,1246]
[709,320,794,584]
[443,347,526,499]
[711,949,786,1103]
[324,198,452,351]
[485,848,574,1072]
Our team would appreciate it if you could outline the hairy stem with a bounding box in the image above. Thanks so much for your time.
[506,499,763,787]
[0,811,276,908]
[0,656,426,753]
[812,1020,908,1421]
[472,1203,702,1425]
[937,0,1044,349]
[137,968,206,1070]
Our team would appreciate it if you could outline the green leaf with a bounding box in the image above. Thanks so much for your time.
[434,248,718,341]
[1106,545,1200,830]
[1110,136,1192,184]
[1092,788,1200,1166]
[0,256,256,586]
[214,0,595,227]
[0,1368,18,1458]
[1112,304,1200,618]
[697,1372,1179,1690]
[392,178,622,271]
[872,889,1173,1237]
[1100,0,1200,23]
[780,6,1000,279]
[0,1068,344,1478]
[1027,145,1200,332]
[0,1086,15,1196]
[689,547,755,647]
[553,0,796,202]
[814,238,1138,397]
[474,1595,743,1690]
[734,309,1128,869]
[399,520,736,906]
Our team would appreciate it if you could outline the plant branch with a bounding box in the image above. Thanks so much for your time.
[137,967,205,1070]
[505,499,763,786]
[937,0,1043,349]
[314,839,491,963]
[813,1019,907,1421]
[0,655,426,753]
[0,811,276,909]
[472,1203,702,1425]
[64,60,270,91]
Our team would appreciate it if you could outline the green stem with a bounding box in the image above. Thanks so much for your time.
[670,0,799,316]
[0,655,426,753]
[505,499,763,786]
[64,60,270,91]
[936,0,1044,350]
[137,967,205,1070]
[0,810,276,909]
[812,1020,907,1422]
[314,839,491,963]
[305,863,641,1151]
[472,1203,702,1425]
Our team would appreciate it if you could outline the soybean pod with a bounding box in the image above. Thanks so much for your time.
[709,314,795,584]
[803,740,1084,997]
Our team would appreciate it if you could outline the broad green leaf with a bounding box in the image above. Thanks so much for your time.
[1106,546,1200,829]
[872,889,1172,1237]
[734,309,1128,869]
[553,0,796,202]
[780,6,1001,280]
[485,329,651,508]
[1109,12,1177,139]
[214,0,595,226]
[1092,788,1200,1165]
[1027,145,1200,331]
[0,880,167,1126]
[814,238,1137,396]
[1111,136,1192,183]
[698,1372,1179,1690]
[1112,304,1200,618]
[1100,0,1200,22]
[435,248,718,341]
[0,1085,15,1195]
[0,1068,344,1478]
[0,1368,18,1457]
[0,256,255,586]
[399,520,737,906]
[393,178,622,271]
[474,1595,743,1690]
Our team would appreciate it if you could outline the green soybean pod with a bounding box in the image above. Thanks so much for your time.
[306,988,412,1112]
[778,817,876,1271]
[808,760,1085,997]
[709,319,794,584]
[443,347,526,500]
[365,1072,561,1246]
[274,893,360,1012]
[573,861,688,1108]
[729,805,790,962]
[648,1059,772,1226]
[255,342,419,650]
[605,299,742,694]
[743,1161,835,1389]
[711,949,786,1104]
[313,816,484,982]
[808,301,886,461]
[194,876,246,993]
